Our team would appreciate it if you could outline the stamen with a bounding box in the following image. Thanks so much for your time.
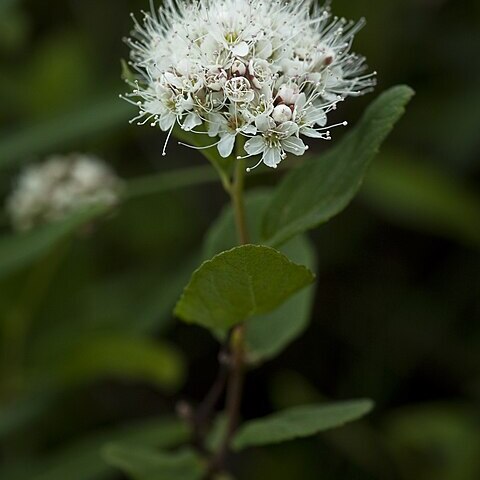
[162,122,176,156]
[246,156,264,172]
[178,139,222,150]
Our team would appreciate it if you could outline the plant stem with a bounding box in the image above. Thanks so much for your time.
[221,322,246,447]
[209,142,250,474]
[231,157,250,245]
[192,348,229,451]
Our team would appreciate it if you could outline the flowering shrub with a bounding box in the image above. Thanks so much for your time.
[0,1,414,480]
[95,1,412,479]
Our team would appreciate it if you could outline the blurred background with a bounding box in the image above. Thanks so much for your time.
[0,0,479,479]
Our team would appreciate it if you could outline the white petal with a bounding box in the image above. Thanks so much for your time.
[218,134,236,158]
[243,90,255,102]
[263,147,282,168]
[255,115,275,133]
[242,124,257,135]
[182,113,202,131]
[282,136,307,156]
[163,72,182,89]
[256,39,273,59]
[179,95,194,111]
[208,113,225,137]
[295,93,307,111]
[231,41,249,57]
[301,126,325,138]
[276,121,298,137]
[144,100,163,116]
[244,136,265,156]
[309,107,327,127]
[159,112,176,131]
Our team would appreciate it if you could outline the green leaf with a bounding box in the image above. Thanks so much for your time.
[175,244,314,330]
[262,85,415,247]
[0,416,189,480]
[244,236,315,363]
[233,399,374,450]
[362,150,480,247]
[204,190,316,362]
[0,205,107,281]
[31,335,186,392]
[104,445,204,480]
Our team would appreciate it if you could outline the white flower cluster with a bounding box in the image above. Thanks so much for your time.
[125,0,375,170]
[6,154,122,231]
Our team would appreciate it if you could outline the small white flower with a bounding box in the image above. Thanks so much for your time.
[124,0,375,168]
[293,93,329,138]
[209,107,256,158]
[277,83,300,106]
[244,118,307,169]
[244,87,274,120]
[224,77,255,103]
[6,154,122,231]
[204,66,228,92]
[248,58,274,89]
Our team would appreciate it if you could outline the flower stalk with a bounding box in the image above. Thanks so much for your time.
[207,140,250,475]
[231,139,250,246]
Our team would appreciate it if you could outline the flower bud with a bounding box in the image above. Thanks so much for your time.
[277,84,300,105]
[231,60,247,77]
[205,66,228,91]
[272,104,292,123]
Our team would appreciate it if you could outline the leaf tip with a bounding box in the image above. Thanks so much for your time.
[358,398,375,414]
